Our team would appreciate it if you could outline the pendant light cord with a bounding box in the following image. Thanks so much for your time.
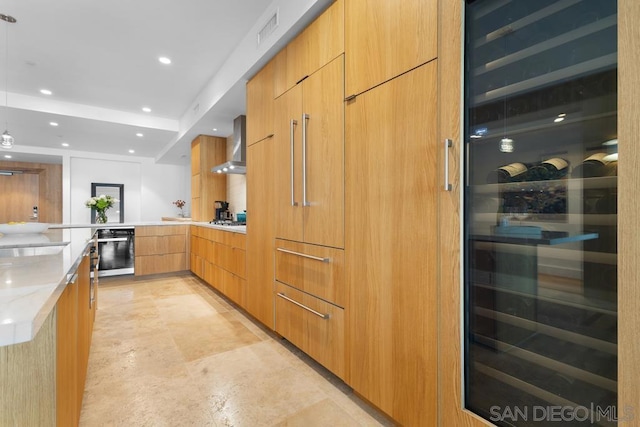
[5,19,8,131]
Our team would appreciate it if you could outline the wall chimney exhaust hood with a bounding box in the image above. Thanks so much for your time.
[211,115,246,174]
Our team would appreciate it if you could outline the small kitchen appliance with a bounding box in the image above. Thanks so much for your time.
[214,201,230,221]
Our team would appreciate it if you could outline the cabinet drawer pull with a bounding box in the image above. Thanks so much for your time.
[276,247,330,263]
[277,292,329,319]
[290,119,298,207]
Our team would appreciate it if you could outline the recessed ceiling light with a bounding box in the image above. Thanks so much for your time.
[4,154,11,159]
[554,117,565,123]
[158,56,171,65]
[61,142,69,147]
[136,133,143,137]
[129,149,135,154]
[142,107,151,113]
[212,128,217,131]
[49,122,58,126]
[40,89,52,95]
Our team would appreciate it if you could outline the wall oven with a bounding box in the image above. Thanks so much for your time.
[96,227,134,276]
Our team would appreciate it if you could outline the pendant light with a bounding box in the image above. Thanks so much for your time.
[1,13,16,150]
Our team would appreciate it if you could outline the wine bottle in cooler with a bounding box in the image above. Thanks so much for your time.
[571,153,611,178]
[526,158,570,181]
[486,162,531,183]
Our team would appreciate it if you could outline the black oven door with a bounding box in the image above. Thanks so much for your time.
[97,227,135,276]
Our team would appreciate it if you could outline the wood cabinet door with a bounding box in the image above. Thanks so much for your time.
[345,0,437,97]
[275,84,304,242]
[287,0,344,89]
[246,59,275,146]
[345,60,438,426]
[302,56,345,249]
[246,140,276,328]
[56,279,78,427]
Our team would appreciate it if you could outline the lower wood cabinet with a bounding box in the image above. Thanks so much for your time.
[57,250,94,427]
[190,225,246,308]
[135,225,188,276]
[275,282,345,380]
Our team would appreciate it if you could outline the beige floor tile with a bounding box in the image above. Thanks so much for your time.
[274,398,362,426]
[80,275,389,427]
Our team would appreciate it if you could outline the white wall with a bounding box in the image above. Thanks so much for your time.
[68,154,189,224]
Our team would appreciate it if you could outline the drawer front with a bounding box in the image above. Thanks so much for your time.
[232,247,246,279]
[223,270,245,307]
[137,225,186,237]
[135,253,187,276]
[232,233,246,249]
[275,282,345,379]
[275,239,345,307]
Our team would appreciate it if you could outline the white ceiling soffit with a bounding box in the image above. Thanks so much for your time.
[0,0,334,166]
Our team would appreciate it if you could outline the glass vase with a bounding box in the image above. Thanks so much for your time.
[96,211,108,224]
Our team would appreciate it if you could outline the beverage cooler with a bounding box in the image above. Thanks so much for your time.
[463,1,618,425]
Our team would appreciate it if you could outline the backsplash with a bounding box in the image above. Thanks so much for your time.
[226,135,247,218]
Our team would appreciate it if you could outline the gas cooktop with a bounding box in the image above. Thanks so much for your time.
[209,220,246,226]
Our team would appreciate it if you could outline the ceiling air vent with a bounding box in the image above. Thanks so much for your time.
[257,10,279,46]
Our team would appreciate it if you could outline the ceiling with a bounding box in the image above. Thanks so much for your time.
[0,0,330,165]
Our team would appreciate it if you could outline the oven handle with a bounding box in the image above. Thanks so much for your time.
[97,237,129,242]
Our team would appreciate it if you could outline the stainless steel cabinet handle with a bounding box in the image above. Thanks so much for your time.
[302,113,310,207]
[444,138,453,191]
[290,119,298,207]
[276,247,330,263]
[277,292,329,319]
[97,237,128,243]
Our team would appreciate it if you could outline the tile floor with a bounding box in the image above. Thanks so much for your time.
[79,273,393,426]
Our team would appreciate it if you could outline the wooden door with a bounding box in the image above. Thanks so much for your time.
[246,139,276,328]
[274,84,304,242]
[344,0,437,97]
[346,60,438,426]
[302,56,345,249]
[0,172,39,223]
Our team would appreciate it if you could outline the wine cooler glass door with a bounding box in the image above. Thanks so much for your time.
[463,1,618,425]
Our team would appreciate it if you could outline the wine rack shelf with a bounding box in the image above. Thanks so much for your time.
[471,176,617,194]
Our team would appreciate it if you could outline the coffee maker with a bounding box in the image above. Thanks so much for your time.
[214,201,230,221]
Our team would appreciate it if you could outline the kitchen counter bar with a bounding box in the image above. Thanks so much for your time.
[0,227,95,346]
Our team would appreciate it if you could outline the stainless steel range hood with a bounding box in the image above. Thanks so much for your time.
[211,115,246,174]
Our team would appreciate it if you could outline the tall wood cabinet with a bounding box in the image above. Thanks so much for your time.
[246,139,276,328]
[274,55,345,249]
[345,60,439,427]
[191,135,227,221]
[344,0,437,97]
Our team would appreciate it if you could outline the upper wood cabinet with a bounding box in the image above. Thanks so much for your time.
[191,135,227,222]
[246,59,275,146]
[274,56,344,249]
[274,0,344,98]
[344,0,437,97]
[345,61,438,426]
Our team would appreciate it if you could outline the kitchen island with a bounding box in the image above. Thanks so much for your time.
[0,227,96,346]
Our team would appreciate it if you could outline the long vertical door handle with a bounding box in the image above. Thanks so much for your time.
[302,113,310,206]
[444,138,453,191]
[290,119,298,206]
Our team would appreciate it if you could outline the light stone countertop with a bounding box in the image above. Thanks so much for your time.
[0,227,96,347]
[49,221,246,234]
